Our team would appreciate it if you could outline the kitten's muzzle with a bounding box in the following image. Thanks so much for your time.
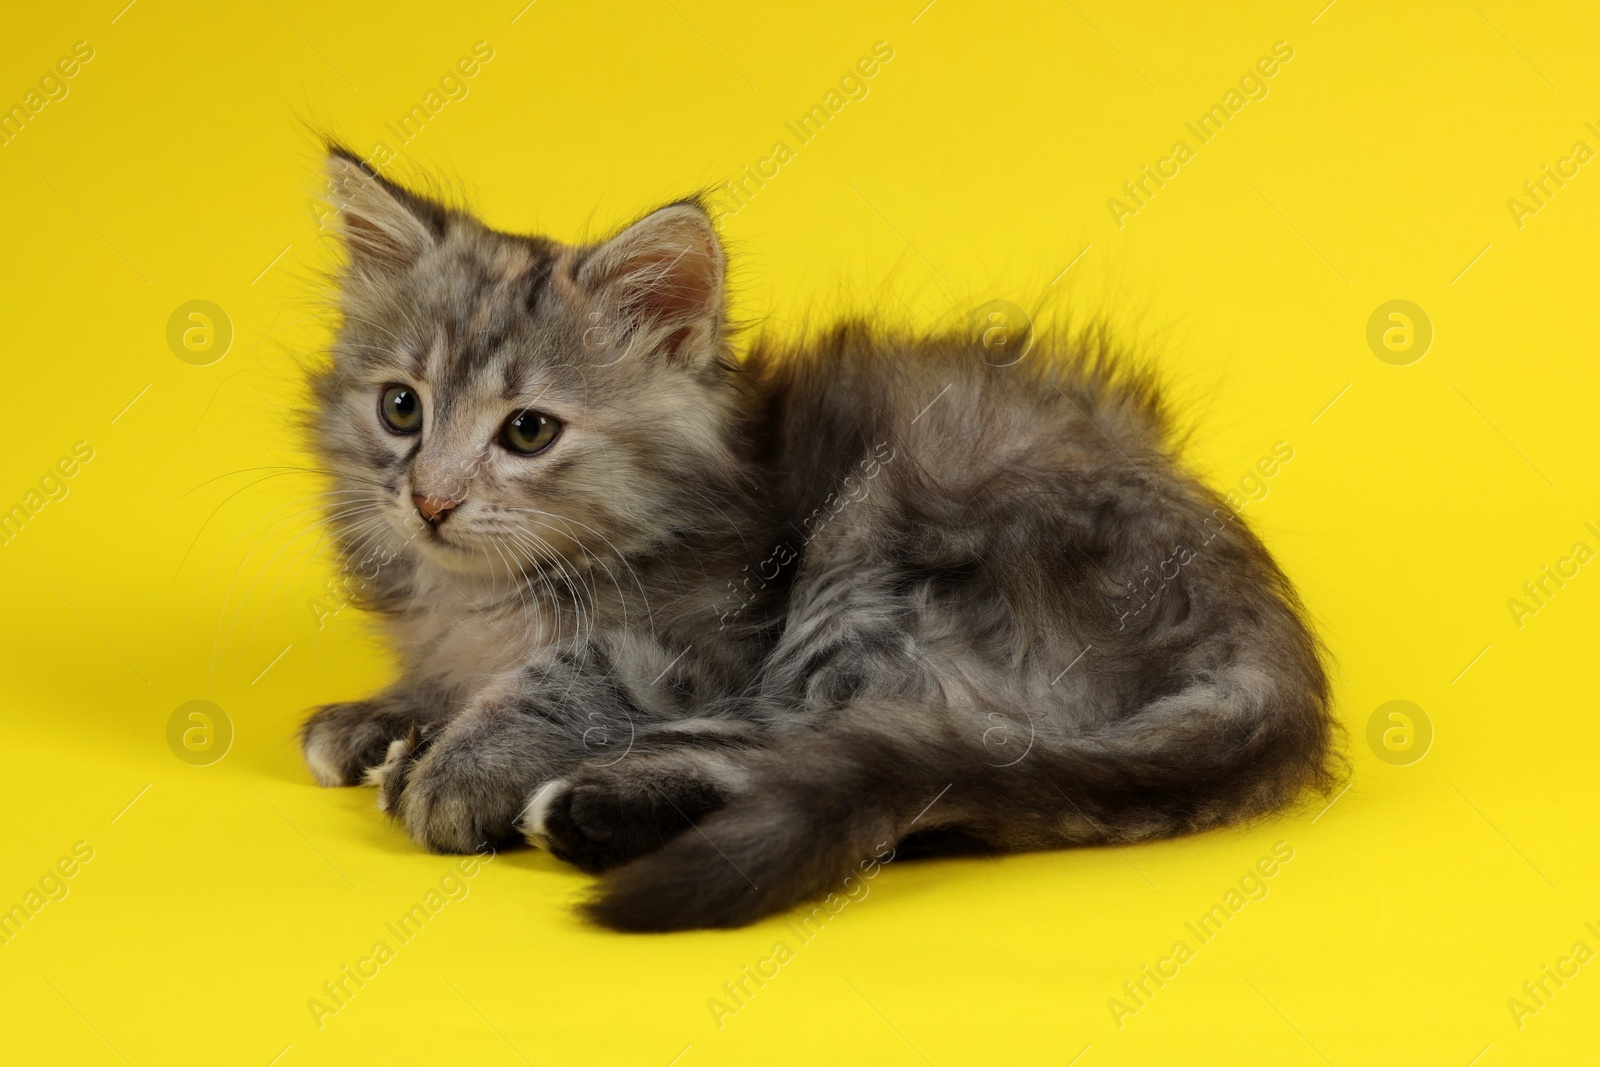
[413,493,460,526]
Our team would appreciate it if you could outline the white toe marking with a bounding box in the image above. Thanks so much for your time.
[520,779,569,849]
[365,736,415,810]
[303,734,348,788]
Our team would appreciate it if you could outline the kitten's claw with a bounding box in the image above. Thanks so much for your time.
[376,724,438,817]
[367,730,420,810]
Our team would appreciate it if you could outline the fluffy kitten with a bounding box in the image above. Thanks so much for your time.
[300,146,1339,932]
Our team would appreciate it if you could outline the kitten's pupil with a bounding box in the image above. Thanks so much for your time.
[380,384,422,434]
[502,410,561,455]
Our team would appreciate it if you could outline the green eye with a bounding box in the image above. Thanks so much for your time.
[502,410,561,455]
[380,384,422,434]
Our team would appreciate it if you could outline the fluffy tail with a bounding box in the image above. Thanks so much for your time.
[584,721,927,932]
[584,689,1339,932]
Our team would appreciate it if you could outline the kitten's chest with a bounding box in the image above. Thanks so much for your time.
[392,592,557,684]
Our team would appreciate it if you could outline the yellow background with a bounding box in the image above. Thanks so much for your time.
[2,1,1596,1062]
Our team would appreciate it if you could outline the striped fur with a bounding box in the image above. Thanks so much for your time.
[298,146,1340,931]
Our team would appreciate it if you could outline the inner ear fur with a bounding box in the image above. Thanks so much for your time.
[577,202,725,360]
[325,145,449,274]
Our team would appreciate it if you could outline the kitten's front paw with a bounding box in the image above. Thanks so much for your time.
[389,729,528,854]
[368,724,433,808]
[300,701,415,787]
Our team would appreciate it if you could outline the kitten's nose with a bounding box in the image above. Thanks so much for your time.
[413,494,459,526]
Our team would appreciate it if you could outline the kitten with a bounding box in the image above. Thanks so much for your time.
[300,145,1339,932]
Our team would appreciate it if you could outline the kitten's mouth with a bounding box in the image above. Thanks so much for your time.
[413,523,493,572]
[417,521,468,551]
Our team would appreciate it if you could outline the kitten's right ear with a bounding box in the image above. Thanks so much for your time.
[324,146,446,274]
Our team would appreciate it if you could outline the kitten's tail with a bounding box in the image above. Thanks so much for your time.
[583,717,925,932]
[585,689,1337,932]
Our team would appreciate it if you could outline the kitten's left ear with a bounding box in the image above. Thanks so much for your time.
[577,202,725,362]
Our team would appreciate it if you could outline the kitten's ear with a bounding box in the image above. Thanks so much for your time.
[577,202,725,361]
[324,147,445,274]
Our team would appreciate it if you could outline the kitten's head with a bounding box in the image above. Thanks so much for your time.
[312,147,747,586]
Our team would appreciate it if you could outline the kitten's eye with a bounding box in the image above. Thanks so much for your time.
[501,410,561,455]
[379,384,423,434]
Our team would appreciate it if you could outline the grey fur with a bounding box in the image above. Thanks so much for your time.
[299,146,1340,931]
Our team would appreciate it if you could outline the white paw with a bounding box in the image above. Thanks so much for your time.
[366,735,415,811]
[519,779,569,849]
[303,731,349,788]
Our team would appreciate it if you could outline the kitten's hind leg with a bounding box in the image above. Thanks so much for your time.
[523,721,764,873]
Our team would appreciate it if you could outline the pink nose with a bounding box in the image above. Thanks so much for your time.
[413,494,459,525]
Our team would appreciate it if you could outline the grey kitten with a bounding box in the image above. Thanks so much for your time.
[300,145,1339,932]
